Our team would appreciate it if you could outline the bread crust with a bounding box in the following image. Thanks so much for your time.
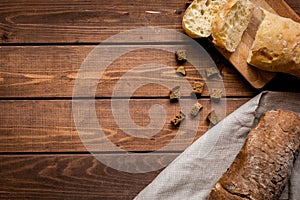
[247,10,300,78]
[208,110,300,200]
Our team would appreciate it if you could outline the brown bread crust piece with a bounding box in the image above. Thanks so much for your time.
[208,110,300,200]
[247,10,300,78]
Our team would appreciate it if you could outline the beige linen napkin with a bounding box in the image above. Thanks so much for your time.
[135,91,300,200]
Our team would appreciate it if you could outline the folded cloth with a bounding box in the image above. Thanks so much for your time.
[134,91,300,200]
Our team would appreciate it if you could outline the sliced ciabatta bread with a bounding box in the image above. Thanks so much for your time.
[182,0,228,38]
[212,0,254,52]
[247,9,300,78]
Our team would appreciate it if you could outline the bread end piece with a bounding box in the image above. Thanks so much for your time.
[212,0,254,52]
[208,110,300,199]
[182,0,228,38]
[247,9,300,77]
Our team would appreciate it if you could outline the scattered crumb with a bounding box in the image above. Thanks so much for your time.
[210,89,223,102]
[175,50,187,63]
[176,65,186,76]
[207,110,219,125]
[192,81,205,96]
[190,102,203,118]
[171,111,186,126]
[169,86,181,102]
[206,67,219,78]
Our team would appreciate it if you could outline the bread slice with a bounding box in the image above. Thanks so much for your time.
[212,0,254,52]
[182,0,228,38]
[247,9,300,78]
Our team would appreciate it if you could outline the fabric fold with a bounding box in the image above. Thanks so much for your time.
[135,91,300,200]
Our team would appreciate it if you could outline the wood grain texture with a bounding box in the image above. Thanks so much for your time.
[0,1,299,199]
[0,0,298,44]
[0,0,185,43]
[270,0,300,19]
[0,45,255,98]
[0,154,164,199]
[286,0,300,16]
[0,98,248,152]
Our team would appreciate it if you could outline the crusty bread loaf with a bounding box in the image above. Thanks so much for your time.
[212,0,254,52]
[182,0,228,38]
[247,10,300,78]
[208,110,300,200]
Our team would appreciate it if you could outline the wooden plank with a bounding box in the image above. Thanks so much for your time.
[0,45,255,98]
[0,98,249,152]
[286,0,300,16]
[0,0,298,44]
[0,0,185,43]
[0,154,164,199]
[271,0,300,19]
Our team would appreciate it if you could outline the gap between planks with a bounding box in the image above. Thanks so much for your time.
[0,98,249,153]
[0,45,255,98]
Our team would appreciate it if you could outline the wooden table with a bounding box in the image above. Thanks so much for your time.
[0,0,299,199]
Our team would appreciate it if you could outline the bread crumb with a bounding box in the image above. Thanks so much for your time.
[210,89,223,102]
[207,110,219,125]
[171,111,186,126]
[169,86,181,102]
[192,81,205,96]
[175,50,187,63]
[190,102,203,117]
[176,66,186,76]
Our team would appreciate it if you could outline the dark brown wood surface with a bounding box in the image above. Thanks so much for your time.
[0,154,164,199]
[0,98,248,152]
[0,0,299,199]
[0,0,185,43]
[0,46,255,98]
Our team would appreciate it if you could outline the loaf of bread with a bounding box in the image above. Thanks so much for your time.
[182,0,228,38]
[212,0,254,52]
[247,10,300,78]
[208,110,300,199]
